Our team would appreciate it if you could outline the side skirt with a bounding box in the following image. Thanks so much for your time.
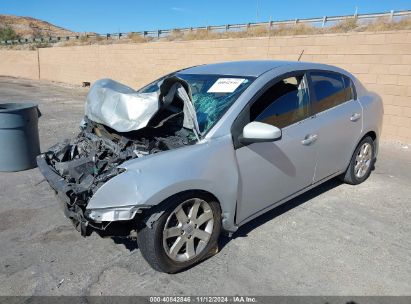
[235,170,344,228]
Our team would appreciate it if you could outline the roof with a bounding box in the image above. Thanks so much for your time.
[179,60,296,77]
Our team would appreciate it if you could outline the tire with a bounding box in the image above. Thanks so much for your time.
[341,136,375,185]
[137,192,221,273]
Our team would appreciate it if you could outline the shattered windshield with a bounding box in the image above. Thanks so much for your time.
[140,74,255,134]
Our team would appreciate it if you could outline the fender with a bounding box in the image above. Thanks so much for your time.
[357,91,384,157]
[87,135,240,232]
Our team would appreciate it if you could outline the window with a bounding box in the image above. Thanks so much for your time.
[139,73,255,134]
[311,72,354,115]
[343,75,356,101]
[250,75,310,128]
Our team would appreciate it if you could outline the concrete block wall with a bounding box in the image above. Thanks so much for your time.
[0,30,410,142]
[0,50,39,79]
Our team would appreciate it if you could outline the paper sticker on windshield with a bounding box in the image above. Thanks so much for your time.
[207,78,245,93]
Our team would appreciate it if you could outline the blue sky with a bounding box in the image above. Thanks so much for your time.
[1,0,410,34]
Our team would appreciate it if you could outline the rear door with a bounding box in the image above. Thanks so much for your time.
[308,71,363,182]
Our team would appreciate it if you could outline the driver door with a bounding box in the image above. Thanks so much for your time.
[234,73,318,224]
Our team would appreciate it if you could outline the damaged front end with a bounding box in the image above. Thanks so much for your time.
[37,77,198,236]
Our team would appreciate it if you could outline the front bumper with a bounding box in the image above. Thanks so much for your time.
[37,154,145,237]
[37,154,73,204]
[37,154,100,236]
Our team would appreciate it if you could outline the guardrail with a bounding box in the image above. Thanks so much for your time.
[1,9,410,45]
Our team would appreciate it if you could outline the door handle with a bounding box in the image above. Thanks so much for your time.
[350,112,361,122]
[301,134,318,145]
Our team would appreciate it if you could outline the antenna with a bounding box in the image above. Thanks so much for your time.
[298,49,304,61]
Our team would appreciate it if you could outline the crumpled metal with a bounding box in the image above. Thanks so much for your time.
[85,78,199,136]
[85,79,159,133]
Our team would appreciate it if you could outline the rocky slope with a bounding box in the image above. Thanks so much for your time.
[0,14,75,38]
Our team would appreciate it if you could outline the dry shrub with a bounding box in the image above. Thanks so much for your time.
[56,39,78,47]
[363,16,411,31]
[222,30,246,39]
[243,25,270,37]
[87,35,106,44]
[0,43,33,50]
[0,41,51,50]
[184,29,220,40]
[272,23,318,36]
[55,34,101,47]
[166,29,185,41]
[78,34,100,45]
[228,25,270,38]
[79,35,89,43]
[175,25,271,41]
[128,32,146,43]
[328,18,358,33]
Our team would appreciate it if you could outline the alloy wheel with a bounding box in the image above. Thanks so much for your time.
[354,142,373,178]
[162,198,214,262]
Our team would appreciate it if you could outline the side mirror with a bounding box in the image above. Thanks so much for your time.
[239,121,282,145]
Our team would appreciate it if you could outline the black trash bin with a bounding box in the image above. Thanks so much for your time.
[0,103,41,172]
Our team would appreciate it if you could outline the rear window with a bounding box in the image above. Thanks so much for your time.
[311,72,355,115]
[343,75,357,101]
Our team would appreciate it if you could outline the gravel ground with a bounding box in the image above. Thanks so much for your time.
[0,76,410,296]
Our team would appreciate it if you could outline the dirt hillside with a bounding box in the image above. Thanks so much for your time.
[0,14,76,38]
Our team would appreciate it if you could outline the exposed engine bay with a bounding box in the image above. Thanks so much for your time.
[39,76,198,216]
[44,116,195,205]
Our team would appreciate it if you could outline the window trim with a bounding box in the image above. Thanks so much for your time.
[231,70,313,149]
[306,70,357,116]
[343,75,358,101]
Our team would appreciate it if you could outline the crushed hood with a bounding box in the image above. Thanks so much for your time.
[85,77,200,137]
[85,79,159,133]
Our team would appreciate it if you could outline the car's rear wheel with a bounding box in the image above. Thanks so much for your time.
[137,192,221,273]
[341,136,375,185]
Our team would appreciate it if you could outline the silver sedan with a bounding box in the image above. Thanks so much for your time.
[38,60,383,273]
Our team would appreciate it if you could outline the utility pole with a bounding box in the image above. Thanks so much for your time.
[256,0,259,22]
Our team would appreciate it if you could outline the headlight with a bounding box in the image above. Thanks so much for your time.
[85,206,140,222]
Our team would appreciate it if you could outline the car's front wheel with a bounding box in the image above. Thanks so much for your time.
[137,192,221,273]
